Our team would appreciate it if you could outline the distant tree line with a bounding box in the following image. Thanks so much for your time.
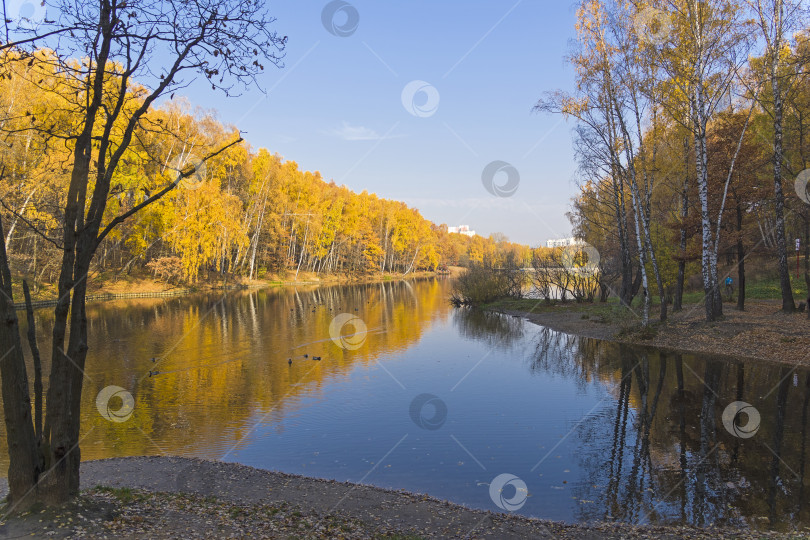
[0,52,531,290]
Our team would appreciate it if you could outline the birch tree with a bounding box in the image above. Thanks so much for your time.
[537,0,639,309]
[654,0,751,321]
[747,0,807,312]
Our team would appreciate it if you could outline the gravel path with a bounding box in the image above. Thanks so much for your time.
[0,457,799,538]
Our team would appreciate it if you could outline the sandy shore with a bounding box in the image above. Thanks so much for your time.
[0,456,796,538]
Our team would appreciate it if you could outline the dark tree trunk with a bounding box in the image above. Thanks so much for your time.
[615,176,634,308]
[674,141,689,312]
[0,216,40,509]
[801,106,809,296]
[22,281,43,442]
[736,201,746,311]
[771,13,795,313]
[674,260,685,311]
[599,281,610,302]
[630,264,642,299]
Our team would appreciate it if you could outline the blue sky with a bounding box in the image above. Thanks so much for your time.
[183,0,580,246]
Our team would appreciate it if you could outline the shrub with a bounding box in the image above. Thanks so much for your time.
[146,256,185,284]
[450,263,522,306]
[531,248,599,303]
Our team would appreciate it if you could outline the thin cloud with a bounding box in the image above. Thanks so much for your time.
[325,122,404,141]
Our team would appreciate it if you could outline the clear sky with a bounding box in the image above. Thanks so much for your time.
[182,0,581,247]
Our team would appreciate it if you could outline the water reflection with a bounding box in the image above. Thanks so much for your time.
[0,281,808,531]
[0,279,453,469]
[515,326,810,530]
[453,307,525,346]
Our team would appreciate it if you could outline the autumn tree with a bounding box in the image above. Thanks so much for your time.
[747,0,807,311]
[537,0,639,310]
[654,0,752,320]
[0,0,285,507]
[540,0,676,325]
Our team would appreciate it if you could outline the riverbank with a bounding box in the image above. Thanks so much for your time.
[486,297,810,367]
[14,268,452,308]
[0,457,792,539]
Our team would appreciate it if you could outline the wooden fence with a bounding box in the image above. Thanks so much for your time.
[15,289,195,310]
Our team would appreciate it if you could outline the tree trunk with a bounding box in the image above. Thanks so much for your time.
[694,101,721,321]
[674,138,690,312]
[248,192,268,281]
[611,95,649,324]
[5,186,39,252]
[736,200,746,311]
[771,17,795,313]
[603,91,634,308]
[804,214,810,296]
[0,216,40,510]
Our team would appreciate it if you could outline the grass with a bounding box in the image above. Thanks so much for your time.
[481,273,809,326]
[93,485,143,504]
[483,297,637,324]
[677,274,807,304]
[745,275,807,300]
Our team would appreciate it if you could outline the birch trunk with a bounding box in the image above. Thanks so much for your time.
[769,0,795,312]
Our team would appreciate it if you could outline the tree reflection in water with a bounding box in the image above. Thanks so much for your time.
[519,325,810,531]
[1,285,807,531]
[453,308,525,349]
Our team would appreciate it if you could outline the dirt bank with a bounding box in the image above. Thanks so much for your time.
[493,298,810,367]
[0,457,792,539]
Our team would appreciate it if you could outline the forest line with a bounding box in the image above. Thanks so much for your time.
[0,49,532,292]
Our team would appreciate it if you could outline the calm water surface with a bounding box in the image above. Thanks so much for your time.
[1,278,808,531]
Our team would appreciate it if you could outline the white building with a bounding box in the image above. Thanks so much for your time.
[448,225,476,237]
[546,237,583,248]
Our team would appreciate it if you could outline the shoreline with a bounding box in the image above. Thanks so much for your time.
[0,456,790,539]
[15,270,451,310]
[488,298,810,368]
[3,294,807,536]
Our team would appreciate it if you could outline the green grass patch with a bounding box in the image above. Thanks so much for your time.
[670,274,807,304]
[482,297,637,325]
[482,297,555,313]
[93,486,141,504]
[481,273,810,323]
[744,275,806,300]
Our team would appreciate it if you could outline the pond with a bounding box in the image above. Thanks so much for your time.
[0,277,807,531]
